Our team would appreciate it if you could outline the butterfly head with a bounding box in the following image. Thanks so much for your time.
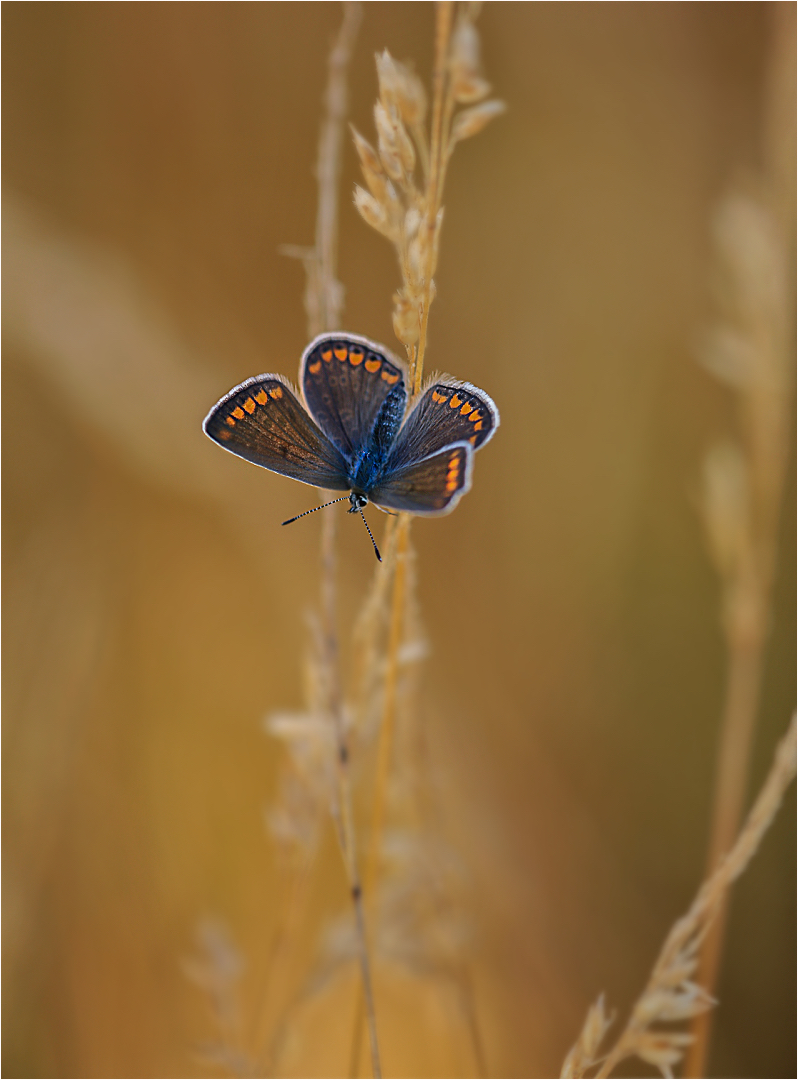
[346,492,369,515]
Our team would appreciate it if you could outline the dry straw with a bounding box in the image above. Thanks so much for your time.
[561,713,796,1080]
[562,9,794,1077]
[684,6,794,1072]
[189,6,792,1078]
[347,4,504,1072]
[191,4,504,1077]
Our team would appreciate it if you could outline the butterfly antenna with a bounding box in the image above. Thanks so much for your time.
[358,507,382,562]
[282,496,350,526]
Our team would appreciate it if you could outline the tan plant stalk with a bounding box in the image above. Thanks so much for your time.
[357,0,507,894]
[684,7,795,1074]
[268,6,386,1078]
[561,714,797,1080]
[345,5,505,1070]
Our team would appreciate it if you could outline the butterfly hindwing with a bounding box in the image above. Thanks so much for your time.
[203,375,350,490]
[370,442,473,515]
[301,334,407,460]
[387,379,499,472]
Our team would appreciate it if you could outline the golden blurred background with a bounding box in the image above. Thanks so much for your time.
[3,3,794,1077]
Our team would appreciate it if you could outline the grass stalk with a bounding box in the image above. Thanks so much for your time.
[360,0,455,921]
[273,5,385,1077]
[346,6,507,1069]
[683,7,794,1073]
[348,9,458,1070]
[413,1,454,395]
[562,715,796,1080]
[308,6,383,1077]
[598,715,796,1080]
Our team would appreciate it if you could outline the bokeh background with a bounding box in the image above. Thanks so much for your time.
[3,3,795,1077]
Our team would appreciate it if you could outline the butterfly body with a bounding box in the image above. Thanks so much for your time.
[203,333,499,519]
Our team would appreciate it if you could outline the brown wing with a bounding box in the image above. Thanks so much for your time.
[203,374,349,490]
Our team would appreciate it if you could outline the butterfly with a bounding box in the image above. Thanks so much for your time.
[202,333,499,559]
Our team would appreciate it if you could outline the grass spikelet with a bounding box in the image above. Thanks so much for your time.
[184,918,251,1077]
[342,7,505,1072]
[561,714,797,1079]
[351,2,504,381]
[559,996,613,1080]
[683,10,795,1070]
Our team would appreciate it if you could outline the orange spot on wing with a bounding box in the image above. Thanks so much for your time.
[468,410,483,423]
[231,406,245,420]
[334,347,348,361]
[381,370,399,384]
[255,390,269,405]
[218,429,232,440]
[225,416,236,427]
[432,390,448,404]
[270,387,283,400]
[469,435,477,445]
[473,420,483,431]
[365,358,381,373]
[349,350,364,366]
[308,360,322,374]
[450,395,462,409]
[460,402,473,416]
[321,349,333,362]
[243,398,256,414]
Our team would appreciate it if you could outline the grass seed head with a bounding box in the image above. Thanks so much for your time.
[451,99,507,142]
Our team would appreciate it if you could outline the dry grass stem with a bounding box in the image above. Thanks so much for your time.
[684,7,795,1072]
[263,5,386,1077]
[351,1,504,385]
[561,713,797,1080]
[346,5,504,1071]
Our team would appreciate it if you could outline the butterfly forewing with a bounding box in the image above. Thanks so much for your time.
[370,442,473,515]
[387,379,499,472]
[203,375,350,490]
[301,334,407,459]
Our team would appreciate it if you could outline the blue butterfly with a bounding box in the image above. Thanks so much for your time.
[203,333,499,559]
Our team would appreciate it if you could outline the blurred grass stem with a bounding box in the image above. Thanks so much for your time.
[684,7,795,1074]
[596,715,796,1080]
[275,5,384,1077]
[562,715,796,1080]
